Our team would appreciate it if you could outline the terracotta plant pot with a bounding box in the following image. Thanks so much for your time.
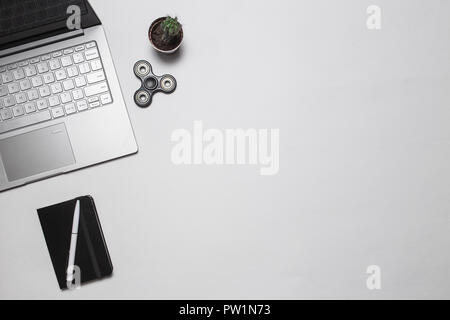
[148,17,183,54]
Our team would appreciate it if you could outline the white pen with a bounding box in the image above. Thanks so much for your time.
[66,200,80,283]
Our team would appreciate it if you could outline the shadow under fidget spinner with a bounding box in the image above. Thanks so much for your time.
[133,60,177,108]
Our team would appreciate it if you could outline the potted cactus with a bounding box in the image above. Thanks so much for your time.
[149,16,183,54]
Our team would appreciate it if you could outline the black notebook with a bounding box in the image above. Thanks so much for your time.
[38,196,113,290]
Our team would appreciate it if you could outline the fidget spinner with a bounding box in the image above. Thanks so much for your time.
[133,60,177,108]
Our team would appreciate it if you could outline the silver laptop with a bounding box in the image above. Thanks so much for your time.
[0,0,138,192]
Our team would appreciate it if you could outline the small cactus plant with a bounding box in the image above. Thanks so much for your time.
[161,16,182,43]
[150,16,183,53]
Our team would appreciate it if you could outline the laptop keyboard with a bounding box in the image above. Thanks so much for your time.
[0,41,113,134]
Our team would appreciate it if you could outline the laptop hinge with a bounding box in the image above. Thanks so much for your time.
[0,29,85,59]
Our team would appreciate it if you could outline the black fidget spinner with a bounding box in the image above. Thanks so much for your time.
[133,60,177,108]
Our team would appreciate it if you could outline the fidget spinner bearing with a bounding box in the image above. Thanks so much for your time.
[133,60,177,108]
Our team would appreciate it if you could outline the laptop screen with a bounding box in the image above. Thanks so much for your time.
[0,0,91,50]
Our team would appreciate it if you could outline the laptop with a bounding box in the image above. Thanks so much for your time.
[0,0,138,192]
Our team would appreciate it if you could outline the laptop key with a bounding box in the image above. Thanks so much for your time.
[72,89,84,100]
[27,90,39,101]
[85,82,108,97]
[43,73,55,84]
[86,71,105,84]
[37,99,49,110]
[61,56,73,67]
[75,76,86,87]
[90,59,102,71]
[85,49,99,60]
[79,63,90,74]
[63,79,75,91]
[48,96,60,107]
[55,70,67,81]
[73,53,84,64]
[15,92,27,104]
[65,103,77,115]
[60,92,72,104]
[24,102,37,114]
[1,71,14,83]
[37,62,49,74]
[49,59,61,70]
[39,86,51,97]
[31,76,43,87]
[50,83,63,94]
[0,85,8,97]
[51,107,65,118]
[8,82,20,94]
[20,79,31,91]
[24,66,37,77]
[13,68,25,80]
[0,108,13,120]
[12,105,24,117]
[3,96,15,108]
[67,66,79,78]
[76,100,88,111]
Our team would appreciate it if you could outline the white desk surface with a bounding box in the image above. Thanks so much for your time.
[1,0,450,299]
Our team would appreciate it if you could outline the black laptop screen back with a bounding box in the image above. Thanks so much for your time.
[0,0,87,38]
[0,0,97,50]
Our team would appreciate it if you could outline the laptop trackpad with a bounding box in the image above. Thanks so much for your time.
[0,124,75,182]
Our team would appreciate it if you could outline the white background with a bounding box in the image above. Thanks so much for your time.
[1,0,450,299]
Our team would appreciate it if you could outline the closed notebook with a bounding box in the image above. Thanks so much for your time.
[38,196,113,289]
